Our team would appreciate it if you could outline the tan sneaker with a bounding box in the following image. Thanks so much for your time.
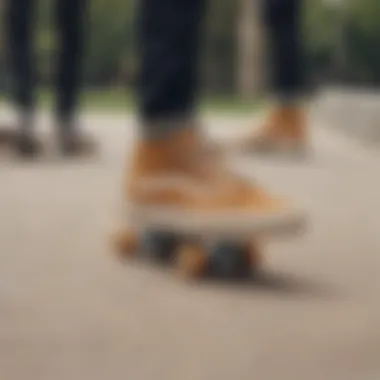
[118,127,306,240]
[235,106,309,157]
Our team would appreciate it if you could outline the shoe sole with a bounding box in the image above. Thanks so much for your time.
[126,203,307,240]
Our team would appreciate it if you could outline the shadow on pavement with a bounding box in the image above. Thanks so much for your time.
[199,270,340,300]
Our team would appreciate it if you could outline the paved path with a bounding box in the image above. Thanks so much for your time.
[312,88,380,145]
[1,110,380,380]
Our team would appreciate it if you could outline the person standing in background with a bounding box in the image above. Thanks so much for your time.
[5,0,96,157]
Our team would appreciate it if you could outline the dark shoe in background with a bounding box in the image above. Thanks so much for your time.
[14,130,43,158]
[58,127,98,157]
[0,126,42,158]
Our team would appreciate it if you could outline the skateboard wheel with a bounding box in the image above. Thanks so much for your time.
[246,242,263,272]
[175,244,207,279]
[140,231,179,262]
[209,242,257,278]
[111,230,139,259]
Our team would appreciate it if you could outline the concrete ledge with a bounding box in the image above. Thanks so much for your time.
[311,87,380,147]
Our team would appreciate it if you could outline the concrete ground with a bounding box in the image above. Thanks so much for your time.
[0,108,380,380]
[313,87,380,146]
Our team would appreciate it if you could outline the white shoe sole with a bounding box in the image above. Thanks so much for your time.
[126,203,307,240]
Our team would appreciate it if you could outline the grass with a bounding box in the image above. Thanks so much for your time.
[1,88,263,115]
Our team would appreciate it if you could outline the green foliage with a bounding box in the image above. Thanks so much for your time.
[303,0,380,85]
[84,0,135,84]
[28,0,380,91]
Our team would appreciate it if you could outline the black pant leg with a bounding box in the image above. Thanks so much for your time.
[6,0,36,112]
[54,0,87,122]
[137,0,206,122]
[263,0,305,99]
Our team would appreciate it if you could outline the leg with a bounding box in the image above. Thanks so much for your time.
[233,0,309,157]
[6,0,36,118]
[4,0,42,156]
[136,0,205,135]
[54,0,94,155]
[55,0,87,123]
[264,0,304,102]
[113,0,207,261]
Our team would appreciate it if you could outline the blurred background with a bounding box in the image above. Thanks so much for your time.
[0,0,379,109]
[1,2,380,379]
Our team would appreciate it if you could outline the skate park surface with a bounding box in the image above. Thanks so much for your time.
[1,100,380,380]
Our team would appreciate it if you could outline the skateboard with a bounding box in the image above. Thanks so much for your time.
[112,229,263,279]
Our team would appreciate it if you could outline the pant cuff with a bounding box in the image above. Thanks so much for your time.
[139,114,196,140]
